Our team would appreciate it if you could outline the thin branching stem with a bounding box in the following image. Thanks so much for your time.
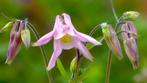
[110,0,119,22]
[89,24,101,36]
[105,0,119,83]
[27,23,53,83]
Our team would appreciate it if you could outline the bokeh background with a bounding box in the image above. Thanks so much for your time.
[0,0,147,83]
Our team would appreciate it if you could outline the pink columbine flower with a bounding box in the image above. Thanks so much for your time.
[33,13,101,71]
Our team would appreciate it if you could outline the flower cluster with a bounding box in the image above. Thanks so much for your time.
[101,11,140,69]
[0,12,140,72]
[1,20,31,64]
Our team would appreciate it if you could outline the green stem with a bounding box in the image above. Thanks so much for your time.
[105,0,119,83]
[105,51,112,83]
[110,0,119,22]
[28,23,53,83]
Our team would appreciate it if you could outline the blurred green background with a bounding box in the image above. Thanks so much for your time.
[0,0,147,83]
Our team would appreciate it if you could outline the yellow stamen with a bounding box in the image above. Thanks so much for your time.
[61,35,71,43]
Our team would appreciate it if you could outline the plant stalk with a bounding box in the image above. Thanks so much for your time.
[28,23,53,83]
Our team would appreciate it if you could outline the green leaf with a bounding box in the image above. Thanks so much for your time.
[57,58,70,81]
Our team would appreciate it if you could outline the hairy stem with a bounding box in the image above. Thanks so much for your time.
[28,23,53,83]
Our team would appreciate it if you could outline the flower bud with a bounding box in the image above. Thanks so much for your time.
[101,23,123,60]
[70,56,78,73]
[6,20,22,64]
[121,21,139,69]
[124,38,139,69]
[6,20,30,64]
[122,11,140,21]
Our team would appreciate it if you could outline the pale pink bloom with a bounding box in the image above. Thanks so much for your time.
[33,13,101,71]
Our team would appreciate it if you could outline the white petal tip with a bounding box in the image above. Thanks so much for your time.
[89,57,94,62]
[5,59,12,65]
[95,42,102,46]
[32,43,39,47]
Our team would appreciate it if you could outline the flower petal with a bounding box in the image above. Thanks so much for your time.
[53,15,66,39]
[76,32,101,45]
[6,21,22,64]
[47,40,62,71]
[62,13,76,36]
[73,40,94,61]
[33,31,54,46]
[21,28,31,48]
[124,38,139,69]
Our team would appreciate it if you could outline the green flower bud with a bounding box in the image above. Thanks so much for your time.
[123,11,140,20]
[70,56,78,73]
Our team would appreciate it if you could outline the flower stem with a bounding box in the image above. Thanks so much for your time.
[110,0,119,22]
[105,0,119,83]
[105,50,112,83]
[27,23,53,83]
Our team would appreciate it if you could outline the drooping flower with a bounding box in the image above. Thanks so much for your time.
[121,21,139,69]
[101,23,123,60]
[1,20,31,64]
[33,13,101,71]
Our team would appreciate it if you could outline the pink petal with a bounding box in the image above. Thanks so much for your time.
[73,40,94,61]
[47,40,62,71]
[33,31,54,46]
[62,13,76,36]
[76,32,101,45]
[53,15,66,39]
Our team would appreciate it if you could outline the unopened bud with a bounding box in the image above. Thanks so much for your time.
[124,38,139,69]
[101,23,123,60]
[123,11,140,20]
[121,21,139,69]
[70,56,78,72]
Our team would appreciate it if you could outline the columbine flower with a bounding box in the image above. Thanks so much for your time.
[101,23,123,60]
[121,21,139,69]
[1,20,31,64]
[33,13,101,71]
